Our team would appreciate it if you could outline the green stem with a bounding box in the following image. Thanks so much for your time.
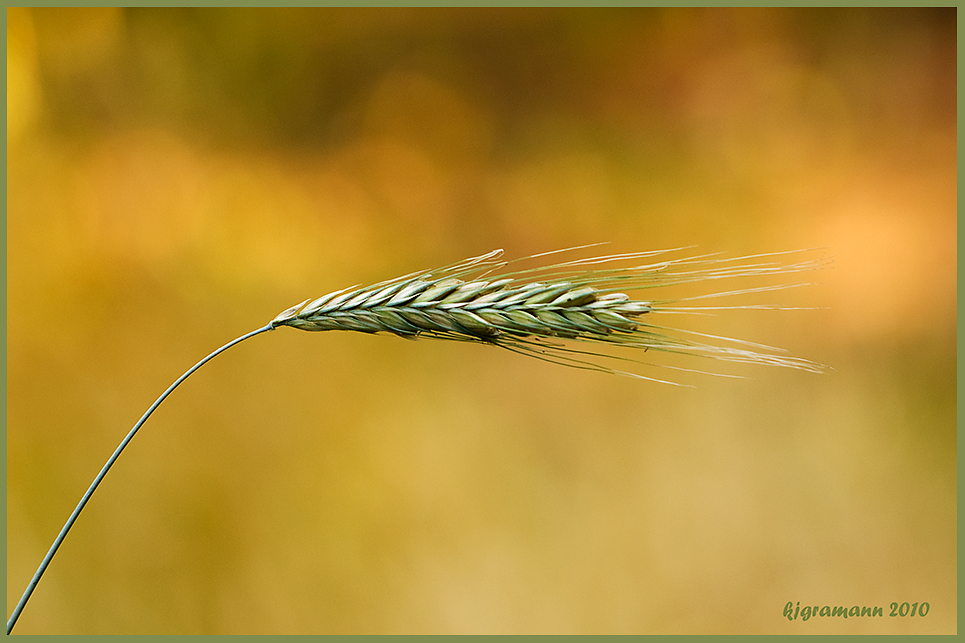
[7,323,275,634]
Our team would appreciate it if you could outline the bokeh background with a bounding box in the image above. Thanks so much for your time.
[7,7,955,634]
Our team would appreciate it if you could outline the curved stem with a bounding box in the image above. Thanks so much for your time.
[7,323,276,634]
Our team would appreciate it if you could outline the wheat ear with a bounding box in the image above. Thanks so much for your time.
[271,245,828,384]
[7,245,827,633]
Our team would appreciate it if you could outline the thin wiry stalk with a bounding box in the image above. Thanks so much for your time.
[8,245,827,632]
[7,324,275,634]
[271,246,829,385]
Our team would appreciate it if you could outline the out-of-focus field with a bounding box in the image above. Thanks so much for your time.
[7,7,955,634]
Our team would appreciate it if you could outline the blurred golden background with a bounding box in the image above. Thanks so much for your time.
[7,7,955,634]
